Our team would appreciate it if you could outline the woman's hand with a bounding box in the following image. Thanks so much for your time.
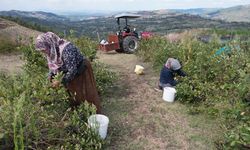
[48,76,52,82]
[51,80,60,88]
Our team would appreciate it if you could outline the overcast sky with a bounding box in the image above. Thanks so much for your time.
[1,0,250,12]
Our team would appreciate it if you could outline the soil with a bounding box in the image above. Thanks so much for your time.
[97,51,221,150]
[0,50,222,149]
[0,54,24,74]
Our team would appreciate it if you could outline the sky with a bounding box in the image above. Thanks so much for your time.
[1,0,250,12]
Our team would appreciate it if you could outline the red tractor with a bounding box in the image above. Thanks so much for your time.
[99,13,152,53]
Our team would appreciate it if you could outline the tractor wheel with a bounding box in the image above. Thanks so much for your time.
[115,49,124,53]
[122,36,139,53]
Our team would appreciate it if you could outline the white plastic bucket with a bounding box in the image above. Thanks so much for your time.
[88,114,109,139]
[134,65,144,75]
[162,87,176,102]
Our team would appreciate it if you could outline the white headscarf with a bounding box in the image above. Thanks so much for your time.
[165,58,181,70]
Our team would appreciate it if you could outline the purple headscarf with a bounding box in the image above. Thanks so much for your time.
[35,32,69,73]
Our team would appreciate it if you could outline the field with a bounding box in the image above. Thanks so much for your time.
[0,16,249,149]
[98,51,223,149]
[0,47,224,150]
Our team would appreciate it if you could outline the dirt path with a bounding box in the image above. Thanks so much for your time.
[0,51,222,149]
[97,51,222,150]
[0,54,24,74]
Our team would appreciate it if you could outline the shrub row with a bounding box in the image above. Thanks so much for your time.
[136,35,250,149]
[0,37,116,149]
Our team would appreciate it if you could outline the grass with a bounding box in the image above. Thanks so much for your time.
[99,54,224,150]
[0,37,19,54]
[0,47,225,149]
[103,89,223,149]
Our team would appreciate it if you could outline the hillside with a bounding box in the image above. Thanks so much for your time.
[1,9,250,39]
[0,18,41,73]
[0,10,69,34]
[171,5,250,22]
[0,10,68,22]
[172,8,220,16]
[0,17,41,45]
[207,5,250,22]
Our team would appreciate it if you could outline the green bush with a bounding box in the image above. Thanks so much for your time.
[93,61,117,95]
[0,37,115,149]
[136,35,250,149]
[67,31,98,61]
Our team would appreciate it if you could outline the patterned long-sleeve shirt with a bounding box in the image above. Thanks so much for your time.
[49,43,85,86]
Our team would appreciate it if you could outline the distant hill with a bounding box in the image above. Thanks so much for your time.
[0,10,68,22]
[57,11,117,21]
[172,8,220,16]
[0,10,69,32]
[1,9,250,39]
[170,5,250,22]
[207,5,250,22]
[67,5,249,23]
[0,17,41,45]
[0,10,69,34]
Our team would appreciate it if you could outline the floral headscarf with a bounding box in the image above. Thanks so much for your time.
[35,32,69,73]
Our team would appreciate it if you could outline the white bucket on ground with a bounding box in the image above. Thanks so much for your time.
[88,114,109,139]
[134,65,144,75]
[162,87,176,102]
